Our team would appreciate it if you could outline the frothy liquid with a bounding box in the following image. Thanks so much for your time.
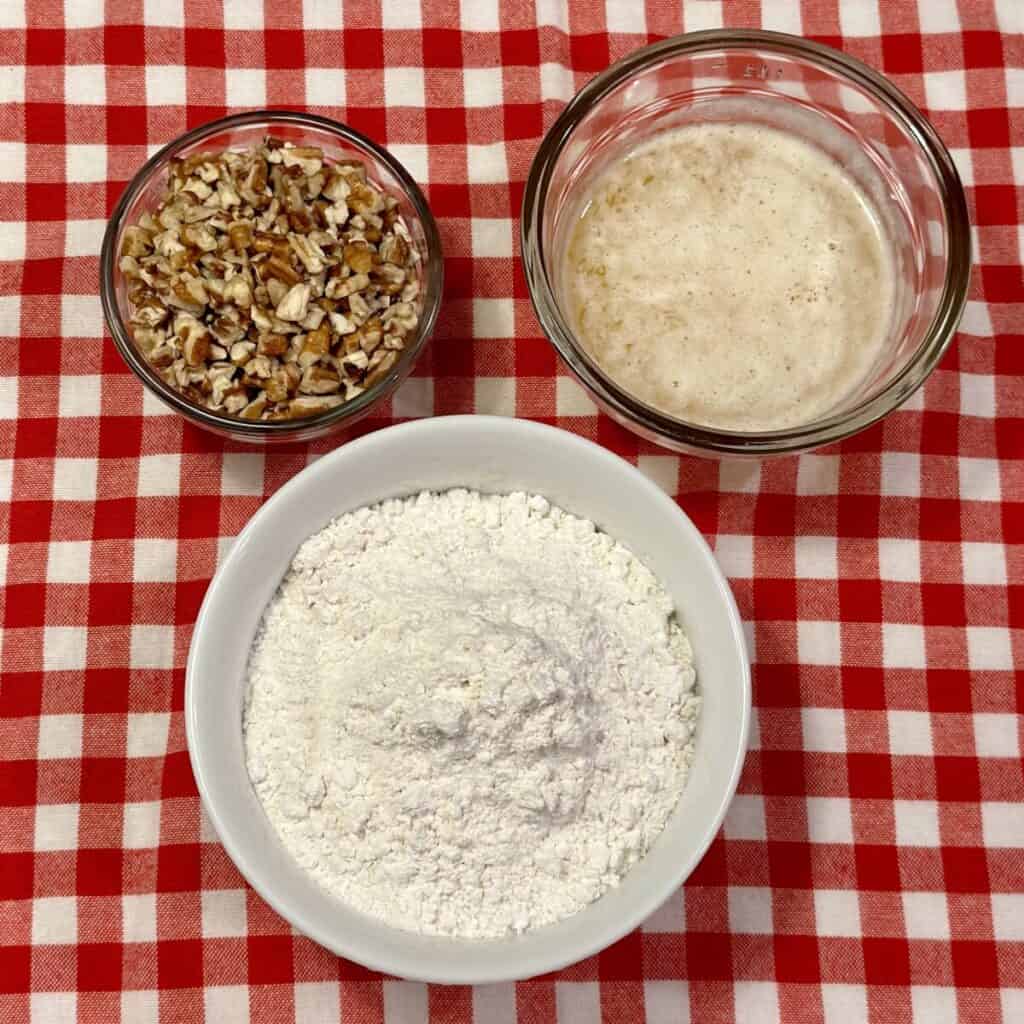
[564,123,895,432]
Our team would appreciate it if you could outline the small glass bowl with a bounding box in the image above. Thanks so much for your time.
[101,110,443,444]
[521,30,971,457]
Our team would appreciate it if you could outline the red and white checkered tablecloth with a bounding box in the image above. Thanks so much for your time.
[1,0,1021,1021]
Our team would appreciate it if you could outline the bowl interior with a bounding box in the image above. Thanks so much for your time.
[101,111,443,442]
[186,416,750,983]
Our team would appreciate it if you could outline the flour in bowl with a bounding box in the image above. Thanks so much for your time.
[243,489,700,939]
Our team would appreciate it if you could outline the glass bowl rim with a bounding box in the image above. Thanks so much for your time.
[521,28,972,456]
[100,109,444,438]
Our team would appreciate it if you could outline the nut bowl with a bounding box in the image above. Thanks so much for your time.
[186,416,750,983]
[100,110,443,443]
[521,30,970,457]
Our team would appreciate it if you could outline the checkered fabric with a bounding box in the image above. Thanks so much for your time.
[1,0,1021,1021]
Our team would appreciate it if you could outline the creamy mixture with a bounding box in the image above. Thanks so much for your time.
[564,123,895,431]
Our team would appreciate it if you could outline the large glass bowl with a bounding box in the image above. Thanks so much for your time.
[521,30,971,457]
[101,110,443,444]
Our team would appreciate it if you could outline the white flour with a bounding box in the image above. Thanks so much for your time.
[243,489,700,939]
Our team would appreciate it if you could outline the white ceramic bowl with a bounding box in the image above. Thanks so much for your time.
[186,416,750,984]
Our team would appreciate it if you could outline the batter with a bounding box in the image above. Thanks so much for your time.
[564,123,895,431]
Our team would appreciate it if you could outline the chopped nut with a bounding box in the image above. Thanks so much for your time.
[299,366,342,394]
[275,282,311,322]
[122,137,421,420]
[343,242,374,274]
[363,348,398,387]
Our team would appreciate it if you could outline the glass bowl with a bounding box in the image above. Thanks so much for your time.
[521,30,971,457]
[101,110,443,444]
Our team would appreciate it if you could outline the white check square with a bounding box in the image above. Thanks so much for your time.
[58,375,101,418]
[32,896,78,944]
[302,0,344,29]
[383,67,425,108]
[145,65,186,106]
[64,219,106,259]
[65,144,108,184]
[381,0,420,28]
[61,295,103,338]
[888,710,933,755]
[126,713,170,758]
[43,627,87,671]
[966,627,1014,671]
[35,803,80,851]
[982,802,1024,847]
[37,714,83,760]
[47,541,91,584]
[460,0,499,30]
[0,219,25,261]
[924,70,967,111]
[958,457,1001,502]
[822,985,867,1024]
[645,981,690,1024]
[814,889,861,937]
[304,68,346,108]
[0,378,16,418]
[894,800,940,846]
[133,538,178,583]
[122,892,157,943]
[123,801,161,849]
[795,535,837,579]
[910,987,957,1023]
[473,297,514,337]
[30,994,77,1023]
[878,538,920,582]
[137,454,181,496]
[296,982,341,1024]
[917,0,962,32]
[881,453,920,497]
[221,453,265,496]
[882,623,926,670]
[802,707,846,752]
[130,625,175,670]
[555,377,597,416]
[121,992,158,1024]
[392,377,434,419]
[728,887,773,934]
[807,797,853,845]
[64,0,104,25]
[65,65,106,104]
[471,218,514,258]
[798,620,841,665]
[144,0,185,26]
[225,68,267,109]
[839,1,880,36]
[724,794,766,840]
[463,67,503,108]
[474,377,515,417]
[902,891,950,939]
[973,713,1019,758]
[466,142,508,184]
[734,982,779,1023]
[992,894,1024,940]
[52,459,98,501]
[715,534,753,579]
[202,888,249,938]
[204,986,250,1024]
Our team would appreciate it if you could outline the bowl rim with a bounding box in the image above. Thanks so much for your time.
[185,415,751,983]
[521,28,972,456]
[100,109,444,437]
